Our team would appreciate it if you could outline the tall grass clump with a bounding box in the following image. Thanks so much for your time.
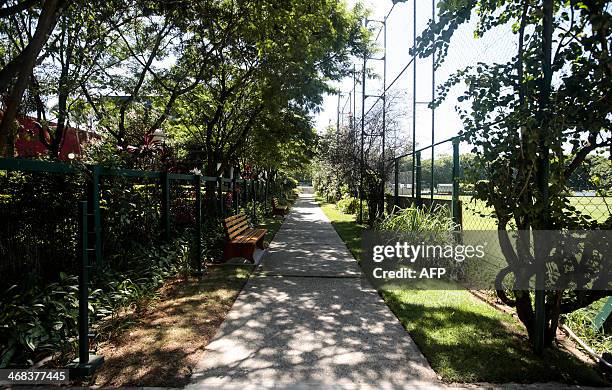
[375,205,457,233]
[562,299,611,355]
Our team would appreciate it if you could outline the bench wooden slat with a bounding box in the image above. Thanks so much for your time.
[235,228,266,244]
[234,230,258,245]
[224,213,246,225]
[227,219,249,238]
[228,226,249,241]
[225,213,247,227]
[222,213,267,263]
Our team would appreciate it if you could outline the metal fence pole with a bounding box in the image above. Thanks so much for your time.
[394,158,399,208]
[242,179,247,207]
[78,200,89,365]
[72,200,103,376]
[87,165,102,266]
[252,180,257,223]
[452,138,460,226]
[264,179,269,215]
[193,175,203,276]
[232,176,237,214]
[416,151,422,207]
[359,37,366,224]
[160,172,170,241]
[217,177,224,216]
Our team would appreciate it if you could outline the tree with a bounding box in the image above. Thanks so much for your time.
[78,0,234,152]
[0,0,67,156]
[170,0,368,177]
[313,89,410,224]
[22,0,132,157]
[415,0,611,347]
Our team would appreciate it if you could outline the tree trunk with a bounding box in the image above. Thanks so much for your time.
[0,0,66,157]
[514,290,535,340]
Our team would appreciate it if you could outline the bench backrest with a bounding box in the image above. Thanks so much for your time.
[272,197,280,207]
[223,213,250,240]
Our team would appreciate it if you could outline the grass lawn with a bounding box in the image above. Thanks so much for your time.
[318,196,366,260]
[317,197,607,385]
[424,195,612,229]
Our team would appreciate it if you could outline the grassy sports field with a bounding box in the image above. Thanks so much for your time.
[413,195,612,229]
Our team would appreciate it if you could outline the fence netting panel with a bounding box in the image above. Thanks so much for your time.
[565,162,612,225]
[170,179,195,235]
[100,175,161,268]
[0,169,82,286]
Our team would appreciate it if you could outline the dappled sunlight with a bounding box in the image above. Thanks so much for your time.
[381,289,603,384]
[187,194,438,388]
[91,267,250,387]
[260,195,361,277]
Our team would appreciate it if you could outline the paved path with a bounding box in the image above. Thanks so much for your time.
[187,193,439,389]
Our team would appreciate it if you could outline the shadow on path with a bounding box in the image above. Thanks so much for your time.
[187,194,439,389]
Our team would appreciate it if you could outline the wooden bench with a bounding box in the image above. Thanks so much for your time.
[222,213,267,263]
[272,197,288,216]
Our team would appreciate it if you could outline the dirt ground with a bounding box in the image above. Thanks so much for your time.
[84,265,252,388]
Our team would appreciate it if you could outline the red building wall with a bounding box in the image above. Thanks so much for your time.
[2,114,98,160]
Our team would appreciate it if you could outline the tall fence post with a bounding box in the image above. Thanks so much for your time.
[452,138,460,227]
[232,176,238,214]
[394,158,399,209]
[217,176,224,216]
[193,175,203,276]
[71,201,103,376]
[78,200,89,365]
[251,180,257,223]
[87,165,102,266]
[415,151,422,207]
[242,179,247,206]
[264,179,269,215]
[161,171,170,241]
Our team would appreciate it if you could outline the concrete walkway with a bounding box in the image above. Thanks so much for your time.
[187,193,439,389]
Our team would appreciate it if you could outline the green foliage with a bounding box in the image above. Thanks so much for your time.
[562,298,612,355]
[414,0,612,345]
[0,233,193,368]
[375,206,457,234]
[0,171,83,283]
[332,195,369,222]
[166,0,367,176]
[336,196,360,215]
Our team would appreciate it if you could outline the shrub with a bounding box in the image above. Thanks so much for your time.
[375,205,457,234]
[335,196,369,222]
[459,182,475,194]
[0,233,193,368]
[337,196,359,214]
